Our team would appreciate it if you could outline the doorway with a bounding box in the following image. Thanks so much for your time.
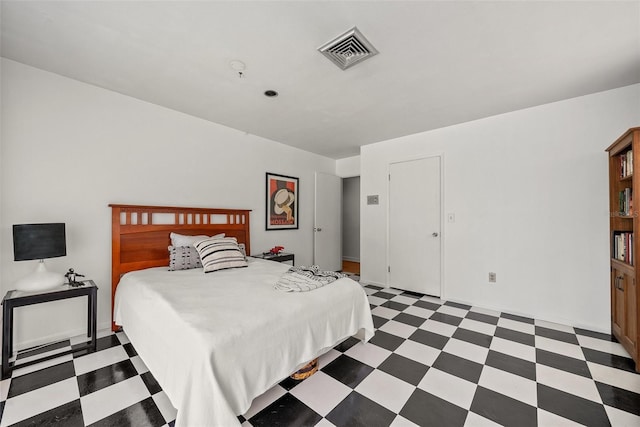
[342,177,360,274]
[388,156,442,296]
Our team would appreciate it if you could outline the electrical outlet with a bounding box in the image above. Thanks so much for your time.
[489,272,496,283]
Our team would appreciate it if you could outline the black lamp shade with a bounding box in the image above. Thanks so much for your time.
[13,223,66,261]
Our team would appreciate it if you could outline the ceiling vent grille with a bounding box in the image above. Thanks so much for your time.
[318,27,378,70]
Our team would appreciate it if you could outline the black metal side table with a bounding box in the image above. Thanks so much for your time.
[252,252,295,265]
[2,280,98,379]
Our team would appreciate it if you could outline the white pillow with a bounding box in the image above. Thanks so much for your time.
[194,237,248,272]
[170,232,224,247]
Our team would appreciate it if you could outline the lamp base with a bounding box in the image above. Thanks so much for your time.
[14,261,64,292]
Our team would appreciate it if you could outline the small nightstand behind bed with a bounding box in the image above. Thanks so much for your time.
[251,252,295,265]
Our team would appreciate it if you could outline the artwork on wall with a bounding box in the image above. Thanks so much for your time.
[266,172,299,230]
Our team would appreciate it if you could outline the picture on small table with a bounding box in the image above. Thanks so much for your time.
[266,172,299,230]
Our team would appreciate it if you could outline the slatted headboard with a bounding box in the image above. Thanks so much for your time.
[109,204,251,330]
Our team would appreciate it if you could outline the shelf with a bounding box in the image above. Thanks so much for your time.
[621,174,633,181]
[614,214,635,219]
[611,258,635,273]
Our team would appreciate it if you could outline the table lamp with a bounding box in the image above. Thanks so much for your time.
[13,223,66,291]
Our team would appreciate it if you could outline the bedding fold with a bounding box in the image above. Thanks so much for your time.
[274,265,347,292]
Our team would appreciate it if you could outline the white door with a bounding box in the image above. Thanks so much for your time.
[314,172,342,271]
[389,156,441,296]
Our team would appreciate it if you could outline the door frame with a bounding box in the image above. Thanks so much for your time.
[386,153,445,297]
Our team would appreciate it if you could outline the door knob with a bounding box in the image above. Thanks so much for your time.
[432,232,439,237]
[314,227,323,232]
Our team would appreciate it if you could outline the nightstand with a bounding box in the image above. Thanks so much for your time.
[252,252,295,265]
[2,280,98,379]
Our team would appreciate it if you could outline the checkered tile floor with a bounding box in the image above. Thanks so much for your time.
[1,283,639,426]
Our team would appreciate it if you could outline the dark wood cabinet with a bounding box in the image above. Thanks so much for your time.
[611,262,637,353]
[607,127,640,372]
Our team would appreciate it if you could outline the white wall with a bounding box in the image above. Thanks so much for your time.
[336,155,360,178]
[361,84,640,333]
[0,59,336,347]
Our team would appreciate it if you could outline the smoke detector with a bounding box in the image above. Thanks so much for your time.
[229,60,246,78]
[318,27,379,70]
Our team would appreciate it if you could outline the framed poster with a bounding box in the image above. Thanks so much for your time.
[266,172,299,230]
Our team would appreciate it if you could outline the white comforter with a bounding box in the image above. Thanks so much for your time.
[113,258,374,427]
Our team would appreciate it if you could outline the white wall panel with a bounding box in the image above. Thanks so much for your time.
[361,84,640,332]
[0,59,335,347]
[336,155,360,178]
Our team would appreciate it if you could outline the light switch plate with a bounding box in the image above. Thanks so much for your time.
[367,195,379,205]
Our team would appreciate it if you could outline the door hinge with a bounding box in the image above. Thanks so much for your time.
[388,174,391,181]
[388,266,390,272]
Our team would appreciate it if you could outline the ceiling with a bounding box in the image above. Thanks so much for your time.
[2,1,639,159]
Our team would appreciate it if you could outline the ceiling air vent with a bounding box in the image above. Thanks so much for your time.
[318,27,378,70]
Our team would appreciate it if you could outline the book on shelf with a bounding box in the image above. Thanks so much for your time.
[618,188,633,215]
[620,150,633,178]
[613,231,634,265]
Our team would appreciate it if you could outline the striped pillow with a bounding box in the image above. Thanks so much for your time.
[194,237,248,273]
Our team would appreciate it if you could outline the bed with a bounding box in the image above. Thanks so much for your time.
[109,204,374,427]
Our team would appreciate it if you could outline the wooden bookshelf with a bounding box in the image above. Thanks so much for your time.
[606,127,640,372]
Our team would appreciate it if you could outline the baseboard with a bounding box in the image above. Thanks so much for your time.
[442,297,610,335]
[14,321,112,351]
[342,256,360,263]
[359,279,386,287]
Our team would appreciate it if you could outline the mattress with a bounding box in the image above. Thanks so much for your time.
[113,258,374,426]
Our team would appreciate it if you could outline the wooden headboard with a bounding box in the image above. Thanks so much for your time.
[109,204,251,330]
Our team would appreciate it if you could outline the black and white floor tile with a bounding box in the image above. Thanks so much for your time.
[1,283,639,426]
